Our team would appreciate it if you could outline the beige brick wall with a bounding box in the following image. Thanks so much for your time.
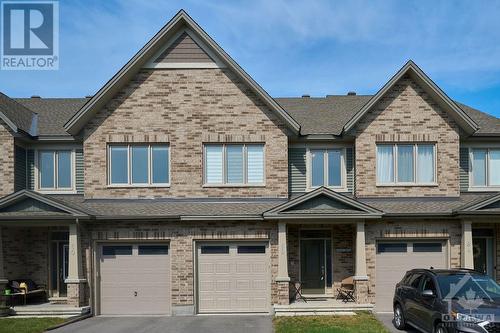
[0,121,15,197]
[82,69,289,199]
[82,221,279,309]
[365,220,462,304]
[351,75,461,197]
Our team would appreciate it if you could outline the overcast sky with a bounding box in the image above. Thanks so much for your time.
[1,0,500,117]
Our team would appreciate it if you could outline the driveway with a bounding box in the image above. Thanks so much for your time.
[376,313,419,333]
[52,315,274,333]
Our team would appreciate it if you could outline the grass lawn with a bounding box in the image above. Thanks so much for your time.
[274,312,389,333]
[0,317,66,333]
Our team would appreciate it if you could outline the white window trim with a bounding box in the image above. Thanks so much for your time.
[107,144,170,188]
[35,149,77,194]
[306,148,347,192]
[468,147,500,191]
[376,143,438,187]
[202,143,266,187]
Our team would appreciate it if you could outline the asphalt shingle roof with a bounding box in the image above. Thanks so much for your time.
[0,93,36,134]
[15,98,88,136]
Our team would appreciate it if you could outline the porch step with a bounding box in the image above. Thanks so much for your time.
[274,301,374,317]
[10,304,90,318]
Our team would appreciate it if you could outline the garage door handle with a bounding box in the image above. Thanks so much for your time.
[134,291,137,297]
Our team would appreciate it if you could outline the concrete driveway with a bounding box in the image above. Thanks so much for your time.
[52,315,274,333]
[376,313,419,333]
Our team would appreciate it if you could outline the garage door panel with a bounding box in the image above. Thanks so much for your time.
[197,242,270,313]
[375,240,447,312]
[99,243,170,315]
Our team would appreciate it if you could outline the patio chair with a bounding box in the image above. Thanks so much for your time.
[289,280,307,303]
[5,279,47,306]
[336,276,355,303]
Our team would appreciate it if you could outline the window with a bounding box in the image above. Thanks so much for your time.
[108,144,170,186]
[138,245,169,255]
[38,150,73,190]
[421,276,437,295]
[377,243,407,253]
[413,243,442,253]
[376,144,436,185]
[204,144,264,185]
[102,246,132,256]
[237,245,265,254]
[200,246,229,254]
[309,149,345,188]
[470,148,500,187]
[409,274,423,289]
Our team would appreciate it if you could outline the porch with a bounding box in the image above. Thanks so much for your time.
[9,302,90,318]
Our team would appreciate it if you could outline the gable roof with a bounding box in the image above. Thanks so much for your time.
[0,92,37,136]
[264,187,383,219]
[63,10,300,136]
[0,190,90,219]
[342,60,479,135]
[454,193,500,215]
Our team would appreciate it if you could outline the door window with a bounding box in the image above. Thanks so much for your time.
[409,274,423,289]
[421,276,437,295]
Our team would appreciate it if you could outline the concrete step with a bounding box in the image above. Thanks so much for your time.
[10,305,90,318]
[274,302,374,316]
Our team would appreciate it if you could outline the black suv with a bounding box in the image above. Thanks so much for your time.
[393,269,500,333]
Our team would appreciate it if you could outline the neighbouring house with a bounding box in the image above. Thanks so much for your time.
[0,10,500,316]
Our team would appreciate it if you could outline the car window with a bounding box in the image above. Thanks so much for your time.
[408,273,423,289]
[421,276,437,295]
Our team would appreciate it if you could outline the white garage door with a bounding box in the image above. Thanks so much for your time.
[99,244,170,315]
[375,240,447,312]
[197,243,270,313]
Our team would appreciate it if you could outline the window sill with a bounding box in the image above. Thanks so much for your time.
[467,187,500,192]
[37,189,77,194]
[376,183,438,187]
[107,184,171,189]
[202,184,266,188]
[306,186,349,192]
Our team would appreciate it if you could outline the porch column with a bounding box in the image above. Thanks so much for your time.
[353,221,369,304]
[0,228,7,286]
[276,222,290,305]
[65,222,86,307]
[461,220,474,269]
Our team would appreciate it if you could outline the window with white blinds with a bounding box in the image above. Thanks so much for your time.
[204,144,264,185]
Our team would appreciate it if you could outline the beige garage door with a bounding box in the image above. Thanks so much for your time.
[197,243,270,313]
[375,240,447,312]
[99,244,170,315]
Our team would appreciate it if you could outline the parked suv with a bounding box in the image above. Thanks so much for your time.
[393,269,500,333]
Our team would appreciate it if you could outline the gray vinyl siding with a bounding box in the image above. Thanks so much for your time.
[288,148,306,194]
[155,32,214,63]
[14,145,26,191]
[460,147,469,192]
[288,147,355,194]
[75,149,84,194]
[27,149,35,190]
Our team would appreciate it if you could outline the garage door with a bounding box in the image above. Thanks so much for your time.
[99,244,170,315]
[197,243,270,313]
[375,240,447,312]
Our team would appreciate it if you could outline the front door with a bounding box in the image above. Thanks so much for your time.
[50,241,69,297]
[473,229,494,278]
[300,239,325,294]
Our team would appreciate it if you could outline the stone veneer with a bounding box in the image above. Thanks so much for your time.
[0,121,14,197]
[81,220,279,314]
[83,68,289,199]
[364,220,462,304]
[351,75,461,197]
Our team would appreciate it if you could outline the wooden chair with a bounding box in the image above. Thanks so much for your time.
[336,276,355,303]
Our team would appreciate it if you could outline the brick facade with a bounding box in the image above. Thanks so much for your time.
[351,75,461,197]
[0,121,14,197]
[82,69,289,199]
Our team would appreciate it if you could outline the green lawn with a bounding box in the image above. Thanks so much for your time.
[274,312,389,333]
[0,317,66,333]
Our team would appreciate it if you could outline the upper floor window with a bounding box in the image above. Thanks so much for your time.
[470,148,500,187]
[376,144,436,185]
[204,144,264,185]
[108,144,170,186]
[38,150,73,191]
[308,149,345,189]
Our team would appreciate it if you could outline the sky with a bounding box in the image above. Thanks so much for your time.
[1,0,500,117]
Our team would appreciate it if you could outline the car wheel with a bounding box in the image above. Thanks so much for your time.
[435,323,448,333]
[393,304,407,330]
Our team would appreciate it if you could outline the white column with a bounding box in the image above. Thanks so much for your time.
[462,220,474,269]
[0,228,7,284]
[276,222,290,282]
[65,222,86,283]
[354,221,368,280]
